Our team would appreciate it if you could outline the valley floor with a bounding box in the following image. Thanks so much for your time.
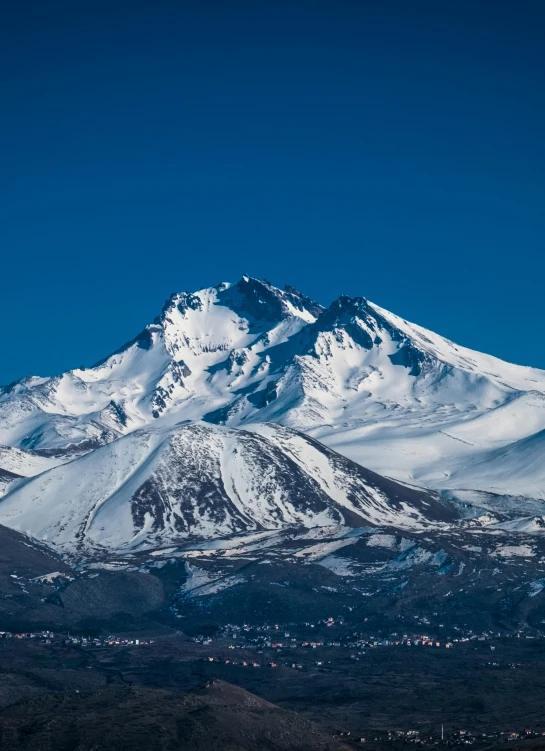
[2,627,545,750]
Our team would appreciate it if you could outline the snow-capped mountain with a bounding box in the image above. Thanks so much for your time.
[2,275,545,502]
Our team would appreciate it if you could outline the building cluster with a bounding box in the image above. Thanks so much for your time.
[195,619,462,651]
[200,619,542,653]
[0,630,154,647]
[336,728,545,747]
[0,630,56,643]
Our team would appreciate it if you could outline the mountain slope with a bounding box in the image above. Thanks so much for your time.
[434,427,545,499]
[0,422,453,553]
[0,443,80,497]
[2,276,545,499]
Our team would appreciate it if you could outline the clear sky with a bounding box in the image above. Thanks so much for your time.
[1,0,544,384]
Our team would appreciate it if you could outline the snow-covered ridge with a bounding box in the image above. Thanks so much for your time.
[0,422,453,553]
[1,275,545,500]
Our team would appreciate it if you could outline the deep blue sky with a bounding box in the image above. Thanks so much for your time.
[1,1,544,384]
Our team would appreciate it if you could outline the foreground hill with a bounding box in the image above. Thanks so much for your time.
[0,680,350,751]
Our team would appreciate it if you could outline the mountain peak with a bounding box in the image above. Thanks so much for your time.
[216,276,322,324]
[157,277,321,330]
